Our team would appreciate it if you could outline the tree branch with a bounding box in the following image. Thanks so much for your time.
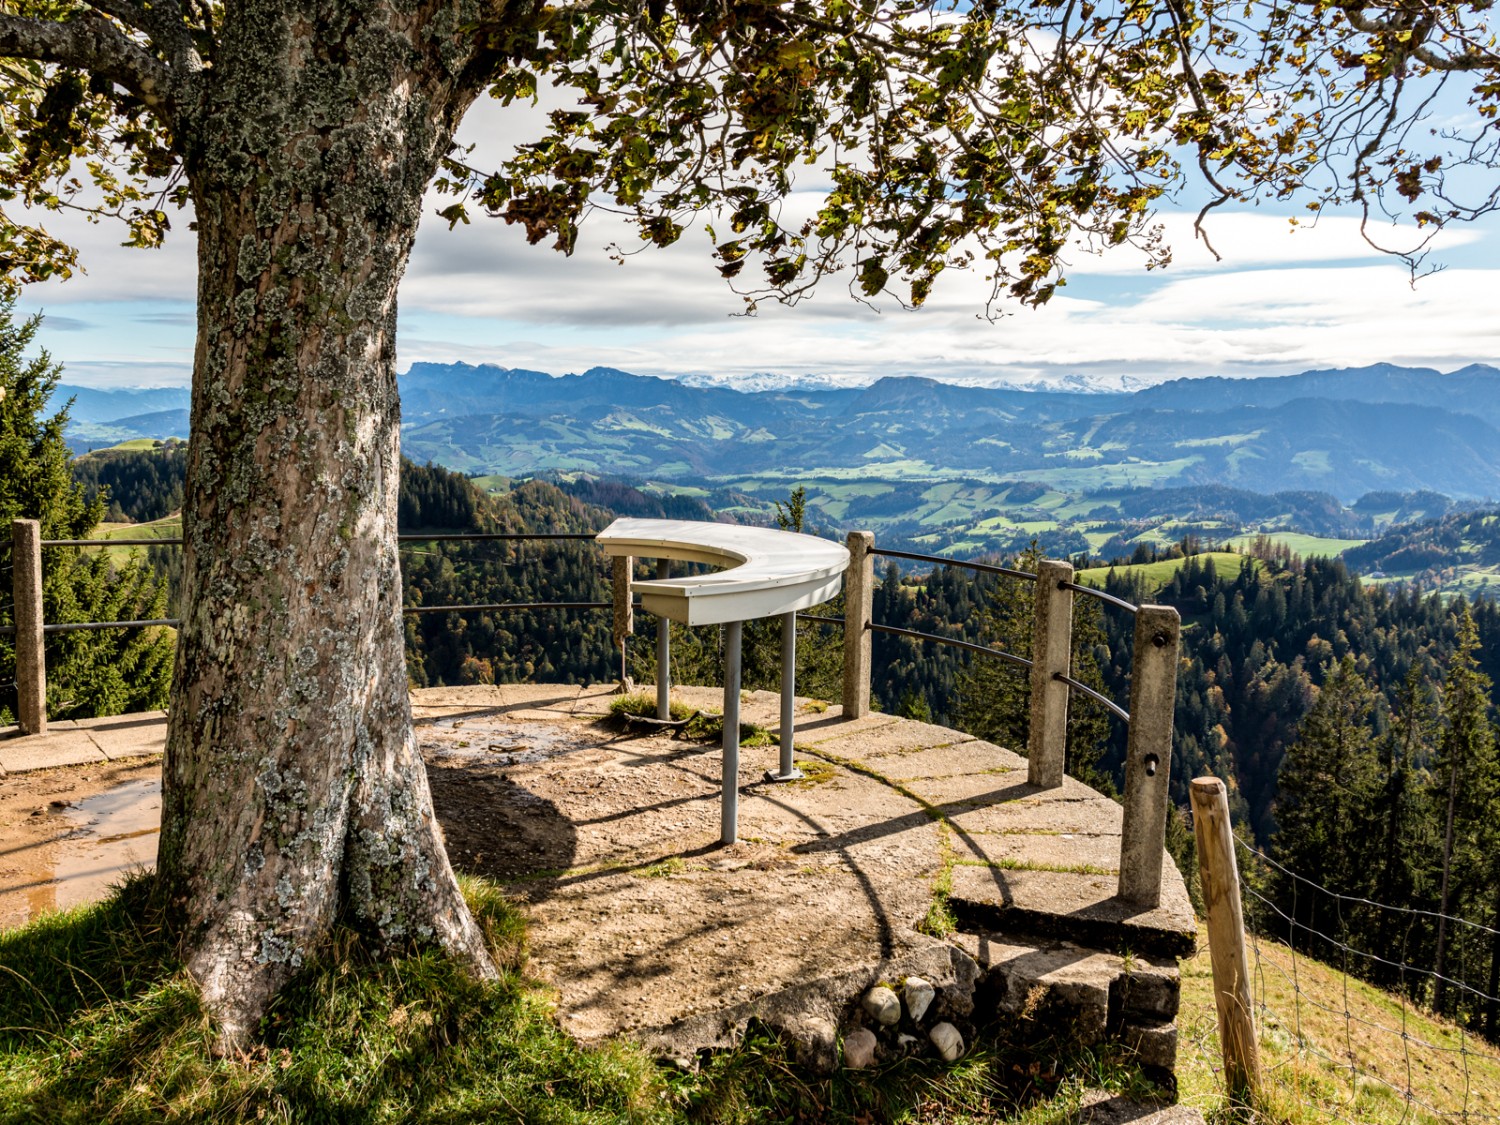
[0,10,174,116]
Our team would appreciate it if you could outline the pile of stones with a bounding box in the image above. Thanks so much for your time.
[841,976,965,1069]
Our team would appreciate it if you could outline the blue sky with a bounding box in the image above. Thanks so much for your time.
[17,100,1500,391]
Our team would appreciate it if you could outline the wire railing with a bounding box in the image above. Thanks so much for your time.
[12,529,1147,730]
[864,545,1141,727]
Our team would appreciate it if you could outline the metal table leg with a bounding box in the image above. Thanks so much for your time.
[656,557,671,719]
[721,619,743,844]
[765,610,803,782]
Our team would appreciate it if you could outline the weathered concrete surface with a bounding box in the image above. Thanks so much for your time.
[2,685,1196,1076]
[416,688,1195,1072]
[0,711,169,773]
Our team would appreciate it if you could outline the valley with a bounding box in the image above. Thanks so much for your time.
[61,359,1500,595]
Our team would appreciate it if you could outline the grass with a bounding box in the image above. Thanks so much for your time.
[91,514,185,568]
[1224,532,1368,558]
[1175,922,1500,1124]
[0,875,1168,1124]
[0,875,666,1124]
[1074,552,1254,595]
[606,693,774,747]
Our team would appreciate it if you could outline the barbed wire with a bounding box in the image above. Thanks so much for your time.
[1230,842,1500,1124]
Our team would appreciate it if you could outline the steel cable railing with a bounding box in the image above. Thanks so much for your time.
[865,545,1140,726]
[13,531,1148,749]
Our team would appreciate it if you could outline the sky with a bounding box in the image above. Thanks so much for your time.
[15,98,1500,392]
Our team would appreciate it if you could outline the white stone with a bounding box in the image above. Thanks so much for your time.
[843,1027,878,1069]
[862,985,902,1026]
[903,976,936,1022]
[929,1022,965,1062]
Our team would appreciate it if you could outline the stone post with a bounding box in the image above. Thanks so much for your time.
[611,554,633,685]
[12,519,46,735]
[1118,604,1180,906]
[1027,560,1074,789]
[655,557,671,719]
[841,531,874,719]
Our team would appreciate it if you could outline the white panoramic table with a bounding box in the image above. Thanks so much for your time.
[595,518,849,843]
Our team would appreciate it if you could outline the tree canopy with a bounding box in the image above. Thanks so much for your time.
[3,0,1498,304]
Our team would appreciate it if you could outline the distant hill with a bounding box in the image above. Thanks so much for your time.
[394,362,1500,501]
[1343,507,1500,597]
[1135,362,1500,428]
[61,362,1500,533]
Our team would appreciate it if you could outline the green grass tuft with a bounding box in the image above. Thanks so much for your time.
[606,693,773,746]
[0,875,671,1124]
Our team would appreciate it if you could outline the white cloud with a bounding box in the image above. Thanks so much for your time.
[10,108,1499,391]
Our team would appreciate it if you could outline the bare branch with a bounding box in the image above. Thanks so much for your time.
[0,10,174,116]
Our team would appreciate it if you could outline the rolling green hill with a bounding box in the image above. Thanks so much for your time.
[1074,551,1255,594]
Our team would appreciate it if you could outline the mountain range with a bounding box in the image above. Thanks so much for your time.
[59,360,1500,501]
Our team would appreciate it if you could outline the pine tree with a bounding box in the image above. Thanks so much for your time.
[0,300,173,723]
[1432,607,1499,1016]
[1370,664,1438,994]
[1270,655,1380,955]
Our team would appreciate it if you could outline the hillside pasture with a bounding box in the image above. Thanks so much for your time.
[1074,552,1254,595]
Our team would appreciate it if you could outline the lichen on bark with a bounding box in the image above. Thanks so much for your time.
[146,0,496,1049]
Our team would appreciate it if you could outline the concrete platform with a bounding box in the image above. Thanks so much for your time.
[1,685,1197,1074]
[0,710,166,774]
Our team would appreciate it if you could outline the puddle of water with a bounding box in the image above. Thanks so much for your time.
[424,720,580,765]
[5,777,161,925]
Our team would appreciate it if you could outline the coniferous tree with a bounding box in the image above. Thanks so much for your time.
[1270,655,1380,953]
[0,299,173,723]
[1432,608,1498,1016]
[1368,664,1438,993]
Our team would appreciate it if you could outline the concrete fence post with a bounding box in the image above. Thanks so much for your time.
[1028,560,1074,789]
[611,554,633,685]
[12,519,46,735]
[1118,603,1180,906]
[1190,775,1262,1101]
[655,557,671,719]
[841,531,874,719]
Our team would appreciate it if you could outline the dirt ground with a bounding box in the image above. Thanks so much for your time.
[0,692,1193,1060]
[0,757,161,931]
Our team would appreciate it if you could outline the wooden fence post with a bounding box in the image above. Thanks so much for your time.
[611,554,633,686]
[1028,560,1074,789]
[842,531,874,719]
[1118,603,1179,906]
[1190,775,1262,1101]
[12,519,46,735]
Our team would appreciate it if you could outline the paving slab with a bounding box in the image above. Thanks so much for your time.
[412,683,584,722]
[0,728,108,772]
[949,798,1126,836]
[798,716,962,757]
[908,769,1107,807]
[949,828,1122,874]
[78,711,168,760]
[874,737,1027,782]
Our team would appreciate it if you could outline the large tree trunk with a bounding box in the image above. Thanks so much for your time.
[155,0,491,1049]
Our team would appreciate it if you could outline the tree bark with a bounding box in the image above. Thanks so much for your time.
[154,0,492,1049]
